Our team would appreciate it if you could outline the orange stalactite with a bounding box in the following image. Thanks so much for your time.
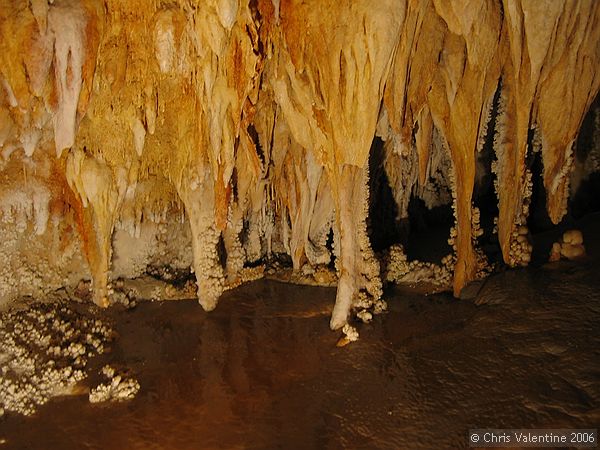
[0,0,599,328]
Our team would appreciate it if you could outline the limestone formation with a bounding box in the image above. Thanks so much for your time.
[0,0,599,329]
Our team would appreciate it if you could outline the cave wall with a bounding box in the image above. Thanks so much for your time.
[0,0,598,328]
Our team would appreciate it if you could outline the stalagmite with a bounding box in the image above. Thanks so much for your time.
[0,0,599,329]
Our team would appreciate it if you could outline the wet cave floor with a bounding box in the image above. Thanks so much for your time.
[1,229,600,449]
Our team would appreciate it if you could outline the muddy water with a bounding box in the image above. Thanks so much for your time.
[1,263,599,449]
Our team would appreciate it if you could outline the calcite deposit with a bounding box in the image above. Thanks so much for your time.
[89,365,140,403]
[550,229,586,261]
[0,1,599,329]
[0,302,113,416]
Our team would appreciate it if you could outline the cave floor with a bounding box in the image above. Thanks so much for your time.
[1,258,599,450]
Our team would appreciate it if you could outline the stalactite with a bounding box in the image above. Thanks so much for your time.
[305,174,334,267]
[427,0,502,296]
[48,2,87,156]
[330,164,383,330]
[65,149,133,306]
[491,83,533,267]
[264,0,403,328]
[178,174,225,312]
[536,2,600,224]
[0,0,599,330]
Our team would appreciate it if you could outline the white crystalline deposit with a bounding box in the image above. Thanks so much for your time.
[384,244,454,288]
[342,324,359,342]
[0,303,113,416]
[89,365,139,403]
[356,309,373,324]
[354,290,387,322]
[336,324,361,347]
[509,224,533,266]
[0,183,51,235]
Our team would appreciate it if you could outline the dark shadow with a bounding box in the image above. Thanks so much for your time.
[367,136,401,252]
[474,80,502,265]
[404,197,453,263]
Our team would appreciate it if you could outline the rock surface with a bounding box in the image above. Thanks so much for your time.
[0,1,599,327]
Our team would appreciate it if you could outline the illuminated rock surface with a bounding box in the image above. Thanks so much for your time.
[1,1,600,447]
[1,0,598,329]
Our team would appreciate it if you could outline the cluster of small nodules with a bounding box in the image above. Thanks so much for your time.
[508,170,534,267]
[298,264,336,286]
[336,324,360,347]
[438,254,456,285]
[0,303,113,416]
[550,230,585,262]
[471,207,492,277]
[448,226,457,252]
[384,244,454,288]
[227,266,265,289]
[471,207,484,241]
[383,244,410,282]
[335,290,389,347]
[509,225,532,266]
[107,279,137,309]
[89,365,140,403]
[354,290,388,324]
